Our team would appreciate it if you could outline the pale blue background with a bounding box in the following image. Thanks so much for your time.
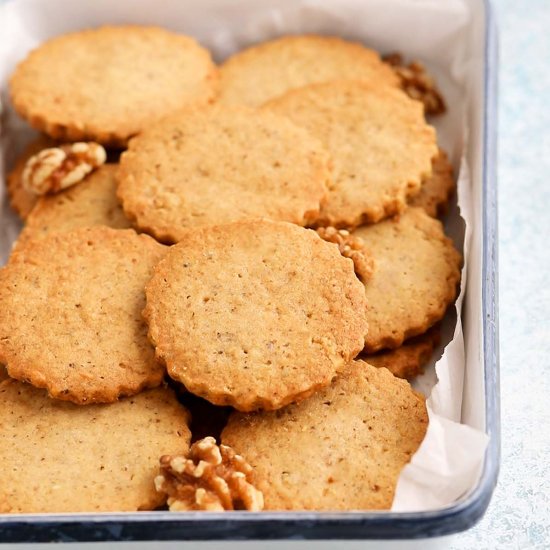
[0,0,548,548]
[450,0,550,548]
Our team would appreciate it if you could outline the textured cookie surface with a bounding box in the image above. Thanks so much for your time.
[364,325,441,379]
[218,35,399,107]
[17,164,131,246]
[222,360,428,510]
[144,220,368,411]
[9,26,217,146]
[6,135,56,219]
[117,106,330,242]
[0,227,167,403]
[354,208,461,352]
[0,380,190,513]
[410,149,455,217]
[265,81,438,227]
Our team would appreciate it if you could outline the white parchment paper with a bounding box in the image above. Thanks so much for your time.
[0,0,489,512]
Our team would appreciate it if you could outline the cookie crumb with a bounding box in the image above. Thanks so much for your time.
[155,436,264,511]
[22,142,106,195]
[384,53,446,116]
[316,226,374,282]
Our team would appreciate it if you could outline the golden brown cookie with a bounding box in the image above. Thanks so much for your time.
[6,135,56,219]
[117,105,330,242]
[354,208,461,352]
[264,81,438,227]
[0,380,191,513]
[410,149,455,217]
[16,164,131,247]
[218,35,399,107]
[222,360,428,510]
[364,325,441,379]
[144,220,368,411]
[9,26,218,147]
[0,227,167,404]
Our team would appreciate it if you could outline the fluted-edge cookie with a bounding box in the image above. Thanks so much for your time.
[16,164,131,248]
[0,380,191,513]
[222,360,428,510]
[9,26,218,147]
[354,208,461,352]
[410,148,455,218]
[117,105,330,242]
[265,81,438,228]
[144,220,368,411]
[218,34,399,107]
[363,325,441,379]
[0,227,167,404]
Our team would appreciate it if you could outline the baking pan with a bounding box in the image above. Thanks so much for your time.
[0,0,499,542]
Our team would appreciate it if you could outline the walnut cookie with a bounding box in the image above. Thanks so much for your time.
[118,106,329,243]
[0,380,191,513]
[353,208,461,353]
[16,164,132,248]
[9,26,218,147]
[222,361,428,510]
[116,105,330,242]
[143,220,368,411]
[0,227,167,404]
[218,34,399,107]
[364,325,441,380]
[264,80,438,228]
[410,148,455,218]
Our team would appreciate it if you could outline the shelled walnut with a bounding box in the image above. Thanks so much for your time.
[22,142,106,195]
[384,53,446,116]
[155,437,264,512]
[316,226,374,282]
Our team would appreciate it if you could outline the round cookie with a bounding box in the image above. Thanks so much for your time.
[0,227,167,404]
[354,208,461,352]
[144,220,368,411]
[117,106,330,242]
[410,148,455,217]
[9,26,218,146]
[218,35,399,107]
[16,164,131,247]
[264,81,438,227]
[0,380,191,513]
[222,360,428,510]
[6,135,57,219]
[363,325,441,380]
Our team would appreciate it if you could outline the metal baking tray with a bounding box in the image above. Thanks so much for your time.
[0,0,499,543]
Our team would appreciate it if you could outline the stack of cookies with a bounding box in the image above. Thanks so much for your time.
[0,27,461,513]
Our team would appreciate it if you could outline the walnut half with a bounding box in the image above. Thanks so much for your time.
[155,437,264,512]
[384,53,446,116]
[316,226,374,283]
[22,142,107,195]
